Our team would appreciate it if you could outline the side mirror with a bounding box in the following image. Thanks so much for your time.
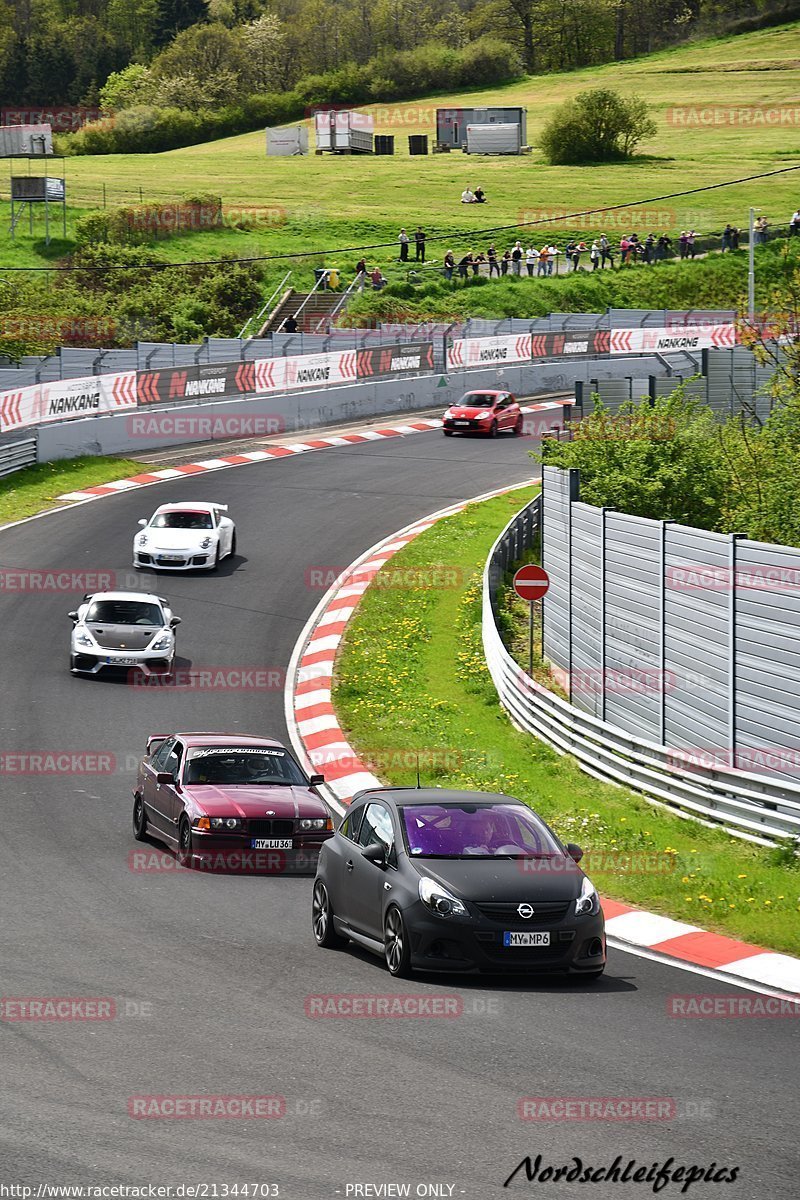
[138,519,147,527]
[566,842,583,863]
[308,774,325,786]
[361,841,387,866]
[170,616,181,627]
[155,772,174,785]
[67,610,78,621]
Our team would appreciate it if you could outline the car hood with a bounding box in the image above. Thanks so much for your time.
[409,856,584,902]
[447,407,495,418]
[182,783,325,819]
[85,622,162,651]
[140,528,216,548]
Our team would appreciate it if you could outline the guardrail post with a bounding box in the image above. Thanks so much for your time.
[729,533,744,768]
[659,519,670,745]
[566,468,580,705]
[600,506,607,722]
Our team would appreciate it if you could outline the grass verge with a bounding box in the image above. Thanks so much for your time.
[0,456,151,524]
[333,486,800,956]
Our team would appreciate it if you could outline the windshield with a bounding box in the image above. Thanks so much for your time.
[85,600,163,626]
[184,747,307,786]
[152,512,213,530]
[399,803,562,858]
[461,393,496,408]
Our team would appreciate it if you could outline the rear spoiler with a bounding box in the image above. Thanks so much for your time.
[146,734,170,755]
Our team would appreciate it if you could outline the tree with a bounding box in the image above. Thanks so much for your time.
[99,64,155,111]
[152,0,208,48]
[240,13,287,92]
[539,87,657,164]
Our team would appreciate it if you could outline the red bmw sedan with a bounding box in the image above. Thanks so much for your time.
[132,733,332,873]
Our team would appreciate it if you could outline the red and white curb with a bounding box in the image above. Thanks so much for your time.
[56,401,570,503]
[285,484,800,1000]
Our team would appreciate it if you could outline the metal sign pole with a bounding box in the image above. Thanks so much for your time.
[528,600,534,677]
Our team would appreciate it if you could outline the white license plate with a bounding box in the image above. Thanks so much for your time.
[503,931,551,947]
[158,555,183,562]
[109,656,138,665]
[454,420,470,426]
[251,838,292,850]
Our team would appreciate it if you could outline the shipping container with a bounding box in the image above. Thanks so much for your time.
[436,107,527,152]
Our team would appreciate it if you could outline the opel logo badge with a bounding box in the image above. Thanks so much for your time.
[517,903,535,919]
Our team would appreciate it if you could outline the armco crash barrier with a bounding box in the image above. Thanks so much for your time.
[0,319,738,436]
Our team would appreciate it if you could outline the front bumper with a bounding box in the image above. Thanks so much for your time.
[71,647,173,675]
[405,902,606,975]
[134,549,214,570]
[184,832,333,875]
[443,417,494,434]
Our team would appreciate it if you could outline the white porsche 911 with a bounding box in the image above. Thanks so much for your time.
[133,502,236,571]
[69,591,180,676]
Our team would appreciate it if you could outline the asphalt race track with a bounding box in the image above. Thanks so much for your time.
[0,430,797,1199]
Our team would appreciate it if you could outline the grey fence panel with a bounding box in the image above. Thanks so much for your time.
[608,308,664,327]
[541,466,575,672]
[735,539,800,781]
[663,524,730,752]
[0,434,36,477]
[588,378,631,411]
[570,504,604,717]
[603,512,662,741]
[0,368,37,388]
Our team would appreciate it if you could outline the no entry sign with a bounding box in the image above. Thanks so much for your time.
[513,564,550,602]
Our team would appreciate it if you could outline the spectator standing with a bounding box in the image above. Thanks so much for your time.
[525,246,537,276]
[398,229,409,261]
[656,234,669,261]
[643,233,655,263]
[355,257,367,290]
[687,230,696,259]
[620,235,630,265]
[547,245,558,275]
[599,234,612,268]
[537,245,549,276]
[443,250,455,281]
[590,240,600,271]
[791,209,800,236]
[487,245,499,277]
[731,226,740,251]
[473,251,486,276]
[457,252,472,278]
[678,231,689,259]
[414,227,426,261]
[755,216,768,243]
[511,241,523,275]
[501,249,511,275]
[721,223,733,253]
[283,314,298,333]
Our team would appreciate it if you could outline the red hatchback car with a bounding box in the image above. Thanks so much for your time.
[132,732,333,873]
[442,390,523,438]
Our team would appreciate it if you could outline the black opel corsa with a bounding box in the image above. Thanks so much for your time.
[312,788,606,978]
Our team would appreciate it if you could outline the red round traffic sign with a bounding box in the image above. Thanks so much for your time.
[513,564,550,602]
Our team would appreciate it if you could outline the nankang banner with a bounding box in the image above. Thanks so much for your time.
[356,342,435,378]
[447,334,532,370]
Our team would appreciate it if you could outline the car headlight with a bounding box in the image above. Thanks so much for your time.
[300,818,328,830]
[150,632,172,651]
[138,533,148,547]
[575,876,600,916]
[477,410,494,420]
[200,537,213,549]
[75,628,93,647]
[419,877,467,918]
[210,817,242,830]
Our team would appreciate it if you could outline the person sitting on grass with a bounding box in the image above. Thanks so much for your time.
[371,267,387,290]
[474,186,486,204]
[461,187,476,204]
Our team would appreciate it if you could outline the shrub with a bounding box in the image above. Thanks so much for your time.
[539,88,657,165]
